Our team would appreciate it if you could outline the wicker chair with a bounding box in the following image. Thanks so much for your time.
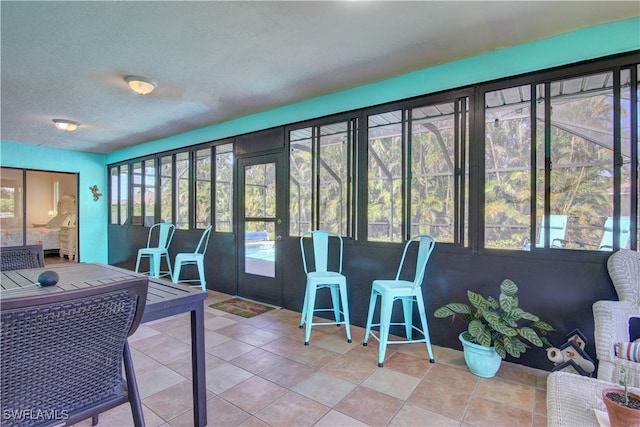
[0,244,45,271]
[593,249,640,386]
[1,277,148,427]
[547,371,640,426]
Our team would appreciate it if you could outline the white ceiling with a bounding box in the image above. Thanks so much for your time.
[1,1,638,154]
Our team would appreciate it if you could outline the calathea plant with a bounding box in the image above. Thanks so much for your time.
[434,279,554,358]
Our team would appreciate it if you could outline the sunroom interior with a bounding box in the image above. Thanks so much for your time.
[1,2,639,425]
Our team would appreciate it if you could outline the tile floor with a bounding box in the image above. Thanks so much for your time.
[76,290,549,427]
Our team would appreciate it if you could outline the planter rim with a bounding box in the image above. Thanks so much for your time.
[603,387,640,401]
[458,331,495,351]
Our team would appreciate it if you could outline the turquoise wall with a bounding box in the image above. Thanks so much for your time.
[2,17,638,264]
[0,142,108,263]
[107,17,640,164]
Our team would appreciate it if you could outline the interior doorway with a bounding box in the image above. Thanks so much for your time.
[0,167,78,262]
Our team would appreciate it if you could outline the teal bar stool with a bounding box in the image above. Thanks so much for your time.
[363,235,436,367]
[135,223,175,278]
[299,230,352,345]
[172,225,213,291]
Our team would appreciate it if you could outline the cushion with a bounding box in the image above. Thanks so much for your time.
[629,317,640,341]
[615,341,640,362]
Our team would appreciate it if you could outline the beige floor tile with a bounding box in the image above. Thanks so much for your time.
[262,336,308,358]
[142,380,214,421]
[408,378,473,421]
[475,377,535,412]
[168,396,251,427]
[230,347,287,374]
[463,396,534,427]
[255,391,330,427]
[382,351,434,378]
[220,376,287,414]
[322,354,377,384]
[205,362,253,394]
[204,315,239,331]
[236,327,283,347]
[362,367,420,400]
[113,290,544,426]
[289,344,342,369]
[496,361,538,386]
[312,330,355,354]
[207,338,256,361]
[314,409,370,426]
[389,402,460,427]
[292,371,356,407]
[165,351,225,380]
[137,365,187,399]
[334,386,403,427]
[259,359,317,388]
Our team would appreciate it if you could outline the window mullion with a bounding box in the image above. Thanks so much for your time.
[543,82,552,248]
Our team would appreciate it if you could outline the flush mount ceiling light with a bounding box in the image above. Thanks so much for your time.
[52,119,79,132]
[125,76,156,95]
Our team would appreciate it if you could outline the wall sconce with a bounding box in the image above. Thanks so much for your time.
[125,76,156,95]
[89,185,102,202]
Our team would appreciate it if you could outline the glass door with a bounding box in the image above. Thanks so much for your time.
[237,153,284,306]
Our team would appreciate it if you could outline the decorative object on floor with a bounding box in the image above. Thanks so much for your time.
[603,368,640,427]
[434,278,554,378]
[547,328,596,376]
[89,185,102,201]
[209,297,276,318]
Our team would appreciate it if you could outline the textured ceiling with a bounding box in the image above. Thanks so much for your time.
[1,1,638,154]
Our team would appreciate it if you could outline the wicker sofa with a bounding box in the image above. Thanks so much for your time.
[593,249,640,386]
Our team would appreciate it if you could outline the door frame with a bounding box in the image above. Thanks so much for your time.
[235,151,286,306]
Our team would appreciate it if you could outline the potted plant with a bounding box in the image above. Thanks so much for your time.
[434,278,554,378]
[603,367,640,427]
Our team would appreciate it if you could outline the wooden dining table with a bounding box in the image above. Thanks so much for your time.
[1,262,208,427]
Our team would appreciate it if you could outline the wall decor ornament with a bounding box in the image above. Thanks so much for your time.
[89,185,102,201]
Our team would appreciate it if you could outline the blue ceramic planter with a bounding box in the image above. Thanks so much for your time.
[459,332,502,378]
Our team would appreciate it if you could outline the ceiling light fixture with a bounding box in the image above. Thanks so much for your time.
[52,119,79,132]
[125,76,156,95]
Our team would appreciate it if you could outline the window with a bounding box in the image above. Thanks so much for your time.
[143,159,156,226]
[289,128,313,236]
[109,167,118,224]
[288,119,356,236]
[484,66,637,251]
[175,152,190,230]
[159,155,173,224]
[484,85,532,249]
[368,111,403,242]
[367,98,469,243]
[195,148,211,228]
[119,165,129,225]
[410,100,468,243]
[215,143,233,232]
[131,162,142,225]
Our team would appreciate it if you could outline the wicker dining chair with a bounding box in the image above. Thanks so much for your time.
[1,277,148,427]
[0,244,45,271]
